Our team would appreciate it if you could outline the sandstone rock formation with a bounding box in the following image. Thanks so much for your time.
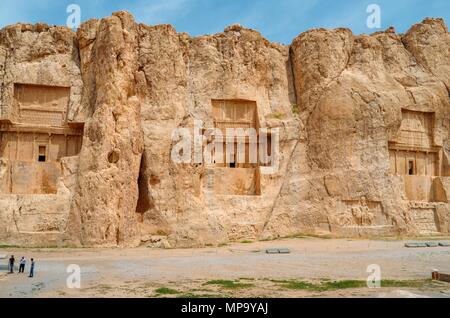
[0,12,449,247]
[67,12,144,247]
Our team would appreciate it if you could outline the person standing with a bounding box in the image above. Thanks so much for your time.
[8,255,15,273]
[18,257,26,274]
[29,258,35,278]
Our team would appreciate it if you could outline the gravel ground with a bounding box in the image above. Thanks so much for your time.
[0,238,449,298]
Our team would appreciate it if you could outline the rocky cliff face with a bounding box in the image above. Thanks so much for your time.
[265,19,450,239]
[0,12,449,247]
[66,12,144,247]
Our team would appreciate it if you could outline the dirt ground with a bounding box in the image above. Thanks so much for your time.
[0,237,449,298]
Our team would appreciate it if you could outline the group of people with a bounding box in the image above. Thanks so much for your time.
[8,255,35,277]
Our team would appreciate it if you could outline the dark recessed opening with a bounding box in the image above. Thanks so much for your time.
[108,150,120,164]
[229,153,237,168]
[408,160,415,176]
[38,146,46,162]
[136,154,153,214]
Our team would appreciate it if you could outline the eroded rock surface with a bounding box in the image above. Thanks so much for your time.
[67,12,144,247]
[0,12,449,247]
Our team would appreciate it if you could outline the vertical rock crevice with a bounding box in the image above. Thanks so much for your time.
[67,11,144,247]
[136,153,152,214]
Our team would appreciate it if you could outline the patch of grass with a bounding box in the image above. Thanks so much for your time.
[321,280,367,290]
[270,279,317,290]
[273,279,431,292]
[95,284,114,291]
[204,280,254,290]
[0,245,22,249]
[283,234,308,239]
[292,104,299,114]
[272,279,363,291]
[0,245,77,250]
[304,234,334,240]
[240,240,254,244]
[279,280,317,290]
[381,279,430,288]
[155,287,180,295]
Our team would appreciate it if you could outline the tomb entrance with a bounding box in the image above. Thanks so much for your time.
[207,99,274,196]
[389,109,445,202]
[0,83,84,194]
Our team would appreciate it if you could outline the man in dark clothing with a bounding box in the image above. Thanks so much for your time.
[29,258,35,278]
[8,255,15,273]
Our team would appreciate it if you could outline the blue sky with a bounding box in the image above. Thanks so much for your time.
[0,0,448,44]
